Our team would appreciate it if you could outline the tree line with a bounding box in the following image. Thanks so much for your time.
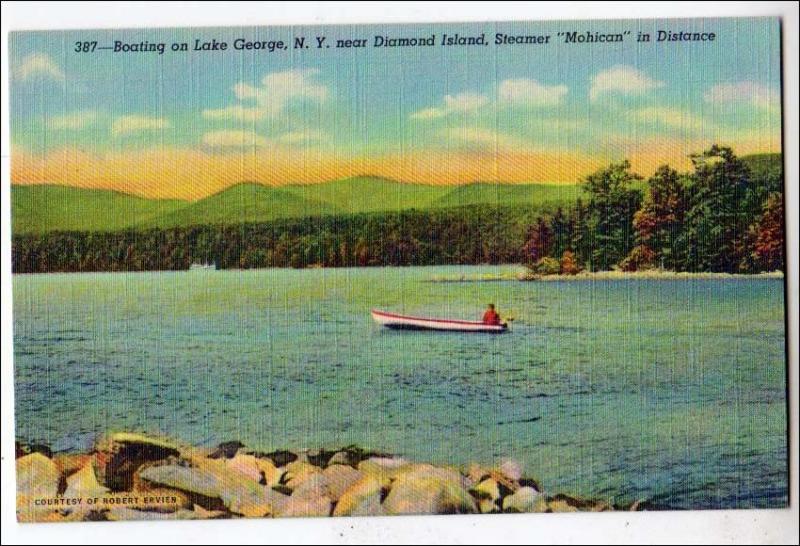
[12,146,784,274]
[12,205,543,273]
[522,146,784,274]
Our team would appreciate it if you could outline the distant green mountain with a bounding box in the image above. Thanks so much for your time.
[431,182,585,208]
[139,183,341,229]
[283,176,449,214]
[12,178,579,233]
[11,184,187,234]
[11,153,782,234]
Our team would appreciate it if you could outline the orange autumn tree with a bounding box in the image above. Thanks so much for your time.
[751,193,785,271]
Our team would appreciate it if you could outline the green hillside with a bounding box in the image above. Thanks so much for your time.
[139,183,341,228]
[11,153,782,234]
[282,176,449,213]
[431,182,585,208]
[11,179,580,233]
[11,184,187,234]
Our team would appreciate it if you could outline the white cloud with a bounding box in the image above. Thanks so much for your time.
[112,115,170,136]
[202,130,269,147]
[203,68,328,122]
[499,79,568,107]
[411,92,489,120]
[590,65,664,102]
[704,81,779,109]
[49,111,98,130]
[14,53,65,82]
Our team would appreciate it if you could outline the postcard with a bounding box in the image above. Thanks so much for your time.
[9,16,787,523]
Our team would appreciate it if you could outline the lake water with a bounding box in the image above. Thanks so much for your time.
[12,266,787,509]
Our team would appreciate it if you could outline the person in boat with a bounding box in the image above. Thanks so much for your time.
[482,303,502,325]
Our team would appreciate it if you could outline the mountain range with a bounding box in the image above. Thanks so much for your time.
[11,153,781,234]
[11,177,583,234]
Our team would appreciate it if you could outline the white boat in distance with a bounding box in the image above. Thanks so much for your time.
[189,262,216,270]
[371,309,508,333]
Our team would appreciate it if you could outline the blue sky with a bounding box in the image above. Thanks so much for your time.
[9,17,783,198]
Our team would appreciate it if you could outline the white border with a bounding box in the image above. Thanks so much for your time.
[2,2,797,544]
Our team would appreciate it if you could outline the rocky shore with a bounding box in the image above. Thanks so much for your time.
[16,433,634,522]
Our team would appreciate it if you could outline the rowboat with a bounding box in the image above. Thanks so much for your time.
[371,309,508,333]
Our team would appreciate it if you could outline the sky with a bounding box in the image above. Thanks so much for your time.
[9,17,783,200]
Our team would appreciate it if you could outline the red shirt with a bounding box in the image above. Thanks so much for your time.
[483,309,501,325]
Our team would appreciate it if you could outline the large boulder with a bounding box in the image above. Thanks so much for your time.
[16,453,62,522]
[502,486,543,513]
[322,464,363,501]
[63,462,109,500]
[276,492,332,518]
[382,467,477,515]
[102,433,179,491]
[497,459,523,482]
[139,459,286,517]
[225,454,263,482]
[470,477,503,513]
[282,461,321,491]
[226,454,283,487]
[291,472,329,499]
[332,475,389,517]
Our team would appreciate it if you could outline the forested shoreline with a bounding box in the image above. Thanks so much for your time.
[11,147,784,274]
[522,146,784,274]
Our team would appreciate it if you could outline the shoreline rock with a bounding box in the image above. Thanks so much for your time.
[15,434,633,522]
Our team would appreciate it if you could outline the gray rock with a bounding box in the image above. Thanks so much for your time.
[322,464,363,501]
[16,453,62,522]
[139,460,284,517]
[497,459,523,482]
[17,453,61,498]
[332,475,389,517]
[282,461,321,491]
[63,462,110,511]
[139,464,220,499]
[290,472,329,498]
[502,486,542,513]
[276,494,332,518]
[383,470,477,515]
[470,478,501,502]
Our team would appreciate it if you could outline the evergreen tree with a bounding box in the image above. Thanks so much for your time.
[582,160,643,270]
[683,146,752,272]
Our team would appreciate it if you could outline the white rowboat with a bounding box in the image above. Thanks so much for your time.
[371,309,508,333]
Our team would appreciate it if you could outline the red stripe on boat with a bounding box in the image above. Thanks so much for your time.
[371,309,490,326]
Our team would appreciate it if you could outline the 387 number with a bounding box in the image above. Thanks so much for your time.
[74,41,98,53]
